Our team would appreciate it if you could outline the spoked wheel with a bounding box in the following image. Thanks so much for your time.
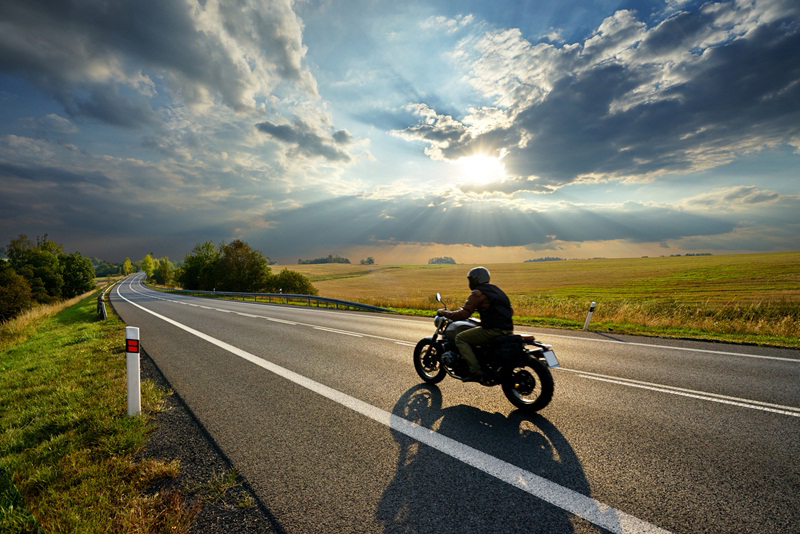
[413,339,446,384]
[502,358,554,412]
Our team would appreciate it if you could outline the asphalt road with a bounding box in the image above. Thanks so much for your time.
[111,273,800,533]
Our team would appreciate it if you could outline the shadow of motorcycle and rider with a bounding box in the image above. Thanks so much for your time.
[376,384,598,533]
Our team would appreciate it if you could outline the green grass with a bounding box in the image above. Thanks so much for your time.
[0,290,194,533]
[278,252,800,348]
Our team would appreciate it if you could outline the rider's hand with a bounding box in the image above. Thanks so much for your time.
[436,308,446,316]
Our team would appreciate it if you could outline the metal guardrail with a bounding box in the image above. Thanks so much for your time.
[160,287,392,313]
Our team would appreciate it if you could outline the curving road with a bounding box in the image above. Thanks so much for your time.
[111,273,800,533]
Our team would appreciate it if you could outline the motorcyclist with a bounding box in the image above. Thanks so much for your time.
[436,266,514,380]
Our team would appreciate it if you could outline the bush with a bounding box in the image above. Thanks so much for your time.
[0,268,33,322]
[271,269,318,295]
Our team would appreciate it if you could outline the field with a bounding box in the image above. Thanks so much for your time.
[277,252,800,347]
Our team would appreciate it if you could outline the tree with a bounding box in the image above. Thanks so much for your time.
[216,240,271,292]
[6,234,64,302]
[428,256,456,265]
[271,268,318,295]
[61,252,95,298]
[122,258,133,275]
[141,254,155,280]
[0,267,32,322]
[179,241,220,290]
[360,257,375,265]
[152,256,174,286]
[90,257,120,277]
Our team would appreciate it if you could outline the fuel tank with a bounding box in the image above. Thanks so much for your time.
[445,320,477,341]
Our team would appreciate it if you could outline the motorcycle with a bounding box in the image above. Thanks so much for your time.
[413,293,559,412]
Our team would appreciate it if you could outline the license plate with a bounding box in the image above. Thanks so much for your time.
[543,350,559,368]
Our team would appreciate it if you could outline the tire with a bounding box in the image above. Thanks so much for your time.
[413,338,446,384]
[502,358,554,412]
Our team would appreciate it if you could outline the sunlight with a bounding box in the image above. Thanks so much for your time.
[453,154,507,186]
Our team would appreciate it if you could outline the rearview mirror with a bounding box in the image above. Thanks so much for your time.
[436,292,442,303]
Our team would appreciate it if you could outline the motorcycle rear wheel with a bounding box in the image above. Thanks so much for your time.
[502,358,554,412]
[413,339,446,384]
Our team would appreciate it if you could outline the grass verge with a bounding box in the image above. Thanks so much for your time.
[0,289,195,532]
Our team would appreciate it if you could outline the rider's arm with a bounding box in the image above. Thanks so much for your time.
[439,290,485,321]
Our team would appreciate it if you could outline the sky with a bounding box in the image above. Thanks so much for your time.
[1,0,798,265]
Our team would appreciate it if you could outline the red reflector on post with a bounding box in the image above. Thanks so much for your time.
[126,339,139,353]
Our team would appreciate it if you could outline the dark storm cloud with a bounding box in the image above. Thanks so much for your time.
[256,196,735,258]
[64,86,160,129]
[0,161,112,188]
[397,1,800,192]
[0,164,244,262]
[256,119,352,162]
[0,0,313,124]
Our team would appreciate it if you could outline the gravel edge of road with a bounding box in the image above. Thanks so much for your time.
[138,349,284,533]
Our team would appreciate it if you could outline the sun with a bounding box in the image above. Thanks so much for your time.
[453,154,507,186]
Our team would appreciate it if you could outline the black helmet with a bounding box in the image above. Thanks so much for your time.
[467,266,490,290]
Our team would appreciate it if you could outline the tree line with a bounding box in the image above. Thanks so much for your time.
[298,254,351,264]
[147,240,318,295]
[0,234,96,322]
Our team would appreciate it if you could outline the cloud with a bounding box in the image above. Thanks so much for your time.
[256,119,352,162]
[0,160,113,188]
[252,195,737,259]
[394,1,800,193]
[65,85,160,128]
[0,130,783,262]
[421,14,475,35]
[0,0,317,122]
[672,223,800,252]
[332,129,353,144]
[21,114,79,136]
[684,186,788,209]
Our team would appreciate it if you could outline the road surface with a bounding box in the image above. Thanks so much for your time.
[111,274,800,533]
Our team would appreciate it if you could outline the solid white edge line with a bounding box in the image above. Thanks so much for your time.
[116,277,669,534]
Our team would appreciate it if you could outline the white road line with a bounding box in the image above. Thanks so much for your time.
[116,279,669,534]
[566,373,800,417]
[313,326,363,337]
[263,317,298,326]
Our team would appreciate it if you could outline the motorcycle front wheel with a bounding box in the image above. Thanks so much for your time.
[502,358,554,412]
[413,339,446,384]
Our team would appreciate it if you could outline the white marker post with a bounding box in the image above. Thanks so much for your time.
[583,302,597,331]
[125,326,141,416]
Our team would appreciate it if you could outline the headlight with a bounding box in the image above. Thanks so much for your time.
[434,315,446,329]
